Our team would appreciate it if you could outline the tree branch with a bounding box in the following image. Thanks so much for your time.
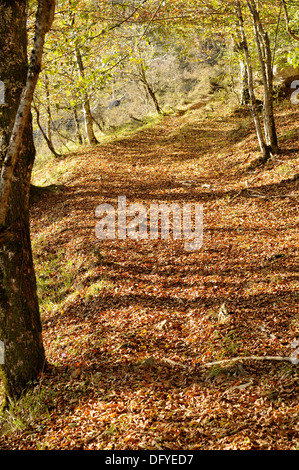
[282,0,299,41]
[32,100,62,158]
[199,355,294,368]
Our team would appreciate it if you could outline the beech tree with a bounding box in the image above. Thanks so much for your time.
[191,0,282,160]
[234,1,278,161]
[0,0,55,402]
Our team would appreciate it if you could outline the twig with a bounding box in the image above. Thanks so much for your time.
[236,153,251,168]
[199,355,293,368]
[248,192,267,198]
[130,114,143,123]
[229,175,260,202]
[250,192,297,199]
[229,188,245,203]
[162,358,188,369]
[269,194,298,199]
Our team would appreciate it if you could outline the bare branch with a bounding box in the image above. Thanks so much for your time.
[199,355,294,368]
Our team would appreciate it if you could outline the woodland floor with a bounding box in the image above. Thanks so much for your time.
[0,99,298,450]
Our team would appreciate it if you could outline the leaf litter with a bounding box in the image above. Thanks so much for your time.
[0,103,298,450]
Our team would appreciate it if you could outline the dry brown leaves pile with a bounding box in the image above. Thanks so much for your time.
[1,102,298,450]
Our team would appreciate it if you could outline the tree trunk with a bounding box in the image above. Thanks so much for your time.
[0,117,45,402]
[75,45,98,145]
[0,0,54,403]
[72,106,83,144]
[33,101,61,158]
[239,57,250,105]
[0,0,55,226]
[234,38,250,105]
[246,0,279,155]
[138,63,162,115]
[235,1,271,162]
[44,73,61,154]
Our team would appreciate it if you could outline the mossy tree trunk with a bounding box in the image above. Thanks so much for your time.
[0,0,54,402]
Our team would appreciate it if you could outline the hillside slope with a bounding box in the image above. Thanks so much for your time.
[1,99,298,450]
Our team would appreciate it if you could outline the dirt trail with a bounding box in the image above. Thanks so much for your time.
[2,105,298,450]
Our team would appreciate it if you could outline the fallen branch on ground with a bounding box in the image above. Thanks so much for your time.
[199,355,294,368]
[163,358,188,369]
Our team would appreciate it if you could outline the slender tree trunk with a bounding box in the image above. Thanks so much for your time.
[33,71,62,157]
[72,106,83,144]
[0,0,55,403]
[138,63,162,115]
[239,57,250,105]
[246,0,279,154]
[32,101,61,158]
[235,1,271,162]
[75,45,98,145]
[234,38,250,105]
[44,73,56,148]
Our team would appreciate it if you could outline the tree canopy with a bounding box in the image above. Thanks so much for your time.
[0,0,298,449]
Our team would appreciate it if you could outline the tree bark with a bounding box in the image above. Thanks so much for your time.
[33,101,61,158]
[234,38,250,105]
[0,0,55,226]
[138,63,162,115]
[240,58,250,105]
[75,45,98,145]
[246,0,279,155]
[44,73,61,155]
[72,106,83,144]
[0,0,55,402]
[235,1,271,162]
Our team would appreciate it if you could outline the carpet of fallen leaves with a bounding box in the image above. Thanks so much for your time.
[0,100,298,450]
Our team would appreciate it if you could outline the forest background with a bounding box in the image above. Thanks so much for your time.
[0,0,298,451]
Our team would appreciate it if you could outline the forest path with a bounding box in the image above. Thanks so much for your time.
[4,104,298,449]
